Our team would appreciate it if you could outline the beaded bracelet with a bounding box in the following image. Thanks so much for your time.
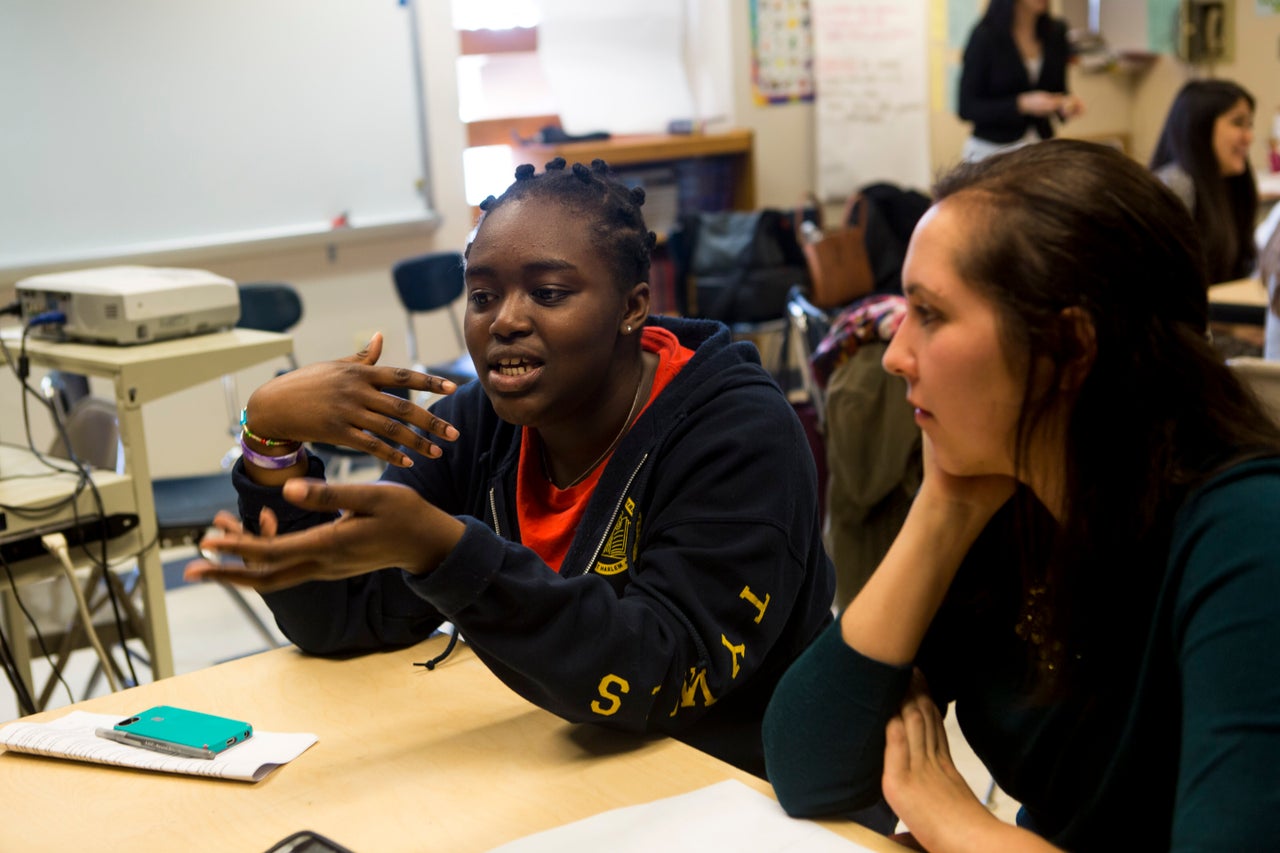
[239,407,295,447]
[239,432,305,469]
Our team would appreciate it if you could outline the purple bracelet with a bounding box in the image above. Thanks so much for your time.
[239,432,304,470]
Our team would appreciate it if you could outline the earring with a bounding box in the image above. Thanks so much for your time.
[625,324,632,334]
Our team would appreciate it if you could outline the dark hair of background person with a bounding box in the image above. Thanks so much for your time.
[1150,79,1259,282]
[471,158,656,292]
[981,0,1053,40]
[933,139,1280,696]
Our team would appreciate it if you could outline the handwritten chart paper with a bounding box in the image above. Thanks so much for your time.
[811,0,930,200]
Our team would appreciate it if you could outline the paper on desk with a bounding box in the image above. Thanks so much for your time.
[487,779,878,853]
[0,710,317,782]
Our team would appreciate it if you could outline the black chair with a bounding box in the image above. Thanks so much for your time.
[783,285,834,424]
[236,282,303,343]
[392,252,478,394]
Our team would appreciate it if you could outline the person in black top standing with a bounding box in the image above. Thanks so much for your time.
[958,0,1083,163]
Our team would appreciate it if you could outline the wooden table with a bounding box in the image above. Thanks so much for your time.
[0,636,907,852]
[1208,276,1268,325]
[518,128,757,211]
[1258,173,1280,204]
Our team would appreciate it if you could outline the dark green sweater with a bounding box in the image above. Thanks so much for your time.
[763,459,1280,850]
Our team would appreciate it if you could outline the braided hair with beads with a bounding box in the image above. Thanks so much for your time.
[473,158,657,292]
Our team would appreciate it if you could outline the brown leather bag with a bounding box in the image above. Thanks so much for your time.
[796,193,875,310]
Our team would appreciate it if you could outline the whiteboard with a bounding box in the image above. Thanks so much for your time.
[811,0,931,202]
[0,0,432,274]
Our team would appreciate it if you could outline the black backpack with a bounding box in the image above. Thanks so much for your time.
[668,209,810,324]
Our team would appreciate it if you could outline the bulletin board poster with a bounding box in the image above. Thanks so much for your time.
[1259,0,1280,15]
[811,0,931,201]
[751,0,815,105]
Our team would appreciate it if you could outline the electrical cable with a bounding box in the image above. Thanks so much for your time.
[23,314,140,687]
[0,551,74,709]
[40,532,122,692]
[1,317,142,686]
[0,619,36,716]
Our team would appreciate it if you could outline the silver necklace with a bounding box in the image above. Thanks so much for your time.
[542,362,648,489]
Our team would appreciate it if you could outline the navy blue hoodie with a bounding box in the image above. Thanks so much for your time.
[237,315,834,775]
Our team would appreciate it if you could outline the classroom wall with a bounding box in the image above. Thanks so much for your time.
[1127,8,1280,171]
[5,1,1276,479]
[0,4,473,475]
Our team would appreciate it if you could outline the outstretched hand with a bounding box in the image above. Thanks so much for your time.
[183,478,466,593]
[243,332,461,468]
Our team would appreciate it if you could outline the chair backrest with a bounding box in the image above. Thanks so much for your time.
[786,285,833,359]
[392,252,465,314]
[392,251,467,371]
[221,282,303,454]
[237,282,303,335]
[49,395,123,473]
[784,285,833,423]
[40,370,91,421]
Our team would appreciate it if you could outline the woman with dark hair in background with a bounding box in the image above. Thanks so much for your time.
[957,0,1083,163]
[763,140,1280,849]
[1151,78,1258,283]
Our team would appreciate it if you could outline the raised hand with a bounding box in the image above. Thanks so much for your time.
[242,332,461,467]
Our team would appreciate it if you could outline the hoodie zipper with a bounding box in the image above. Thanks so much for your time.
[488,486,502,537]
[574,453,649,578]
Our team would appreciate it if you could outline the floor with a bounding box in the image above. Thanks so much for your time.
[1,555,1021,833]
[0,551,287,722]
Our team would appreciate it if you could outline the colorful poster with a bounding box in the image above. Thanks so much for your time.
[1259,0,1280,14]
[751,0,815,104]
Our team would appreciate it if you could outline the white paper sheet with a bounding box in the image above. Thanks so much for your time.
[487,779,879,852]
[0,710,317,782]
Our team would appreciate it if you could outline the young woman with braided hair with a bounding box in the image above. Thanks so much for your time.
[186,158,836,779]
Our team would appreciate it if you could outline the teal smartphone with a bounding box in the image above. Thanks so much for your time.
[94,705,253,760]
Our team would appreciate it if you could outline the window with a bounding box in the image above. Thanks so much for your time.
[450,0,559,205]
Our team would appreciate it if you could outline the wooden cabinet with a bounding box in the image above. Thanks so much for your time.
[517,128,756,212]
[514,129,757,317]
